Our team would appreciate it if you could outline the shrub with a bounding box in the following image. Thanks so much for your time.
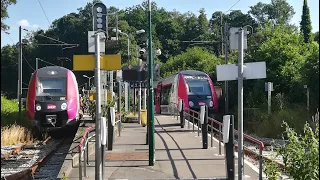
[1,95,30,127]
[264,112,319,180]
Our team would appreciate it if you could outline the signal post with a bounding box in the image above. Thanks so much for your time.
[72,2,121,180]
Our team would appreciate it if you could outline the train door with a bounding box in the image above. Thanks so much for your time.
[170,75,179,109]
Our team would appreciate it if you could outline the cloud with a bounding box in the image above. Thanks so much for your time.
[17,19,39,29]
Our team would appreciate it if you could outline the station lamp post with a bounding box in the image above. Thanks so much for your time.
[83,75,94,90]
[112,28,145,65]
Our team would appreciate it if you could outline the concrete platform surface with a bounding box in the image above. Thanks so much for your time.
[67,115,259,179]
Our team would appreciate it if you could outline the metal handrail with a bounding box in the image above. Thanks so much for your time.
[77,112,123,179]
[78,125,95,180]
[169,101,264,180]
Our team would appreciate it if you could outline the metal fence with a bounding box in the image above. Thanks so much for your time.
[170,101,265,180]
[77,113,122,179]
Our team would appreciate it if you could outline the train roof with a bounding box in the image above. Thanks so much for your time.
[179,70,208,76]
[36,66,70,77]
[157,70,208,86]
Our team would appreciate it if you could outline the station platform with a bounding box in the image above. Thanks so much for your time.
[67,115,259,179]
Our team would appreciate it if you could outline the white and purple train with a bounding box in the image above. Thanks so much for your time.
[26,66,80,138]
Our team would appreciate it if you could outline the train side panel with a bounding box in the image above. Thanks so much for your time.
[207,75,219,112]
[66,70,79,121]
[26,72,37,121]
[177,73,189,111]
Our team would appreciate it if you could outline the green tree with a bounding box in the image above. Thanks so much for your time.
[1,0,17,31]
[249,0,295,25]
[1,45,18,98]
[314,31,319,43]
[300,0,312,43]
[248,23,307,104]
[161,47,223,79]
[301,42,319,109]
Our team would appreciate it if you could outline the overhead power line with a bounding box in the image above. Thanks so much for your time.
[37,0,51,27]
[36,34,67,44]
[37,58,59,66]
[225,0,241,14]
[4,33,35,71]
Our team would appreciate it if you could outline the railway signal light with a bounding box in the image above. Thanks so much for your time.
[92,3,107,32]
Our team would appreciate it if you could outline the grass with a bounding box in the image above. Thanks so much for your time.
[1,95,35,146]
[232,98,315,138]
[1,124,34,146]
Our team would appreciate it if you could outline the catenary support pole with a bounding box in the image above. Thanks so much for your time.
[268,82,272,114]
[127,37,130,65]
[224,23,229,114]
[147,0,155,166]
[94,33,102,180]
[220,12,224,56]
[18,26,22,122]
[237,28,244,180]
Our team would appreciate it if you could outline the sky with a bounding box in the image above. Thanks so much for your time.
[1,0,319,47]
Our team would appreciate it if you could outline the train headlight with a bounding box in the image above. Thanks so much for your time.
[188,101,194,107]
[209,101,214,107]
[36,104,41,111]
[61,103,67,110]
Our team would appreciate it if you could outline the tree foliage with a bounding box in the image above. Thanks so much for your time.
[248,0,295,25]
[1,0,17,31]
[161,47,223,78]
[300,0,312,43]
[314,31,319,43]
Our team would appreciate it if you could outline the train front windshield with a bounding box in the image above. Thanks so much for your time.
[37,77,67,96]
[185,77,211,96]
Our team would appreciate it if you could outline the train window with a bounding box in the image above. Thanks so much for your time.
[37,77,67,96]
[186,79,211,95]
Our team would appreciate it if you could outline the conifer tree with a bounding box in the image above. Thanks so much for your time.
[300,0,312,43]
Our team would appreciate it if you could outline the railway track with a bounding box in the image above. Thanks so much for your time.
[32,136,75,179]
[1,136,63,180]
[1,126,78,180]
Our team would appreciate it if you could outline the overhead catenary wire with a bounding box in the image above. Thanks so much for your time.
[4,33,35,71]
[36,34,68,44]
[4,31,15,43]
[225,0,241,14]
[37,0,52,28]
[37,58,59,66]
[36,0,68,47]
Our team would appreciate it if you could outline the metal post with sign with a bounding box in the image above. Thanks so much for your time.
[237,28,244,180]
[216,27,266,180]
[92,3,106,180]
[94,32,103,180]
[265,82,274,114]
